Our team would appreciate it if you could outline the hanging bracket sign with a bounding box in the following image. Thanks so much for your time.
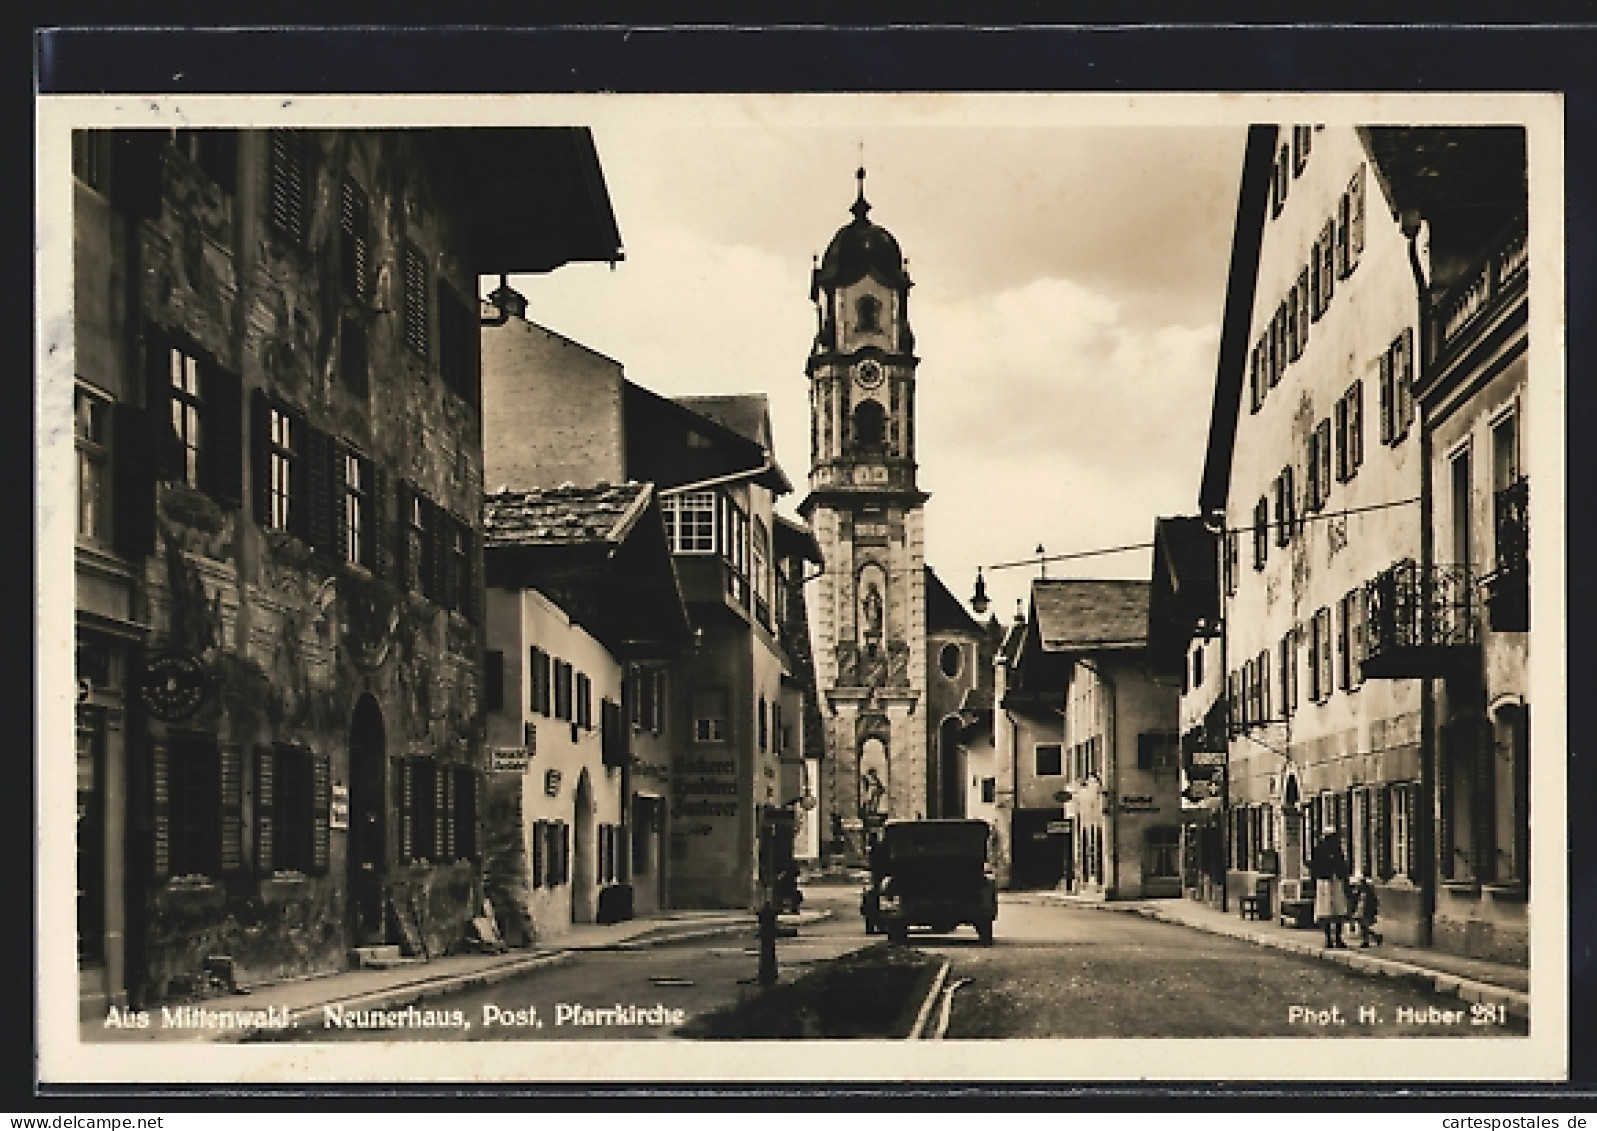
[138,651,209,722]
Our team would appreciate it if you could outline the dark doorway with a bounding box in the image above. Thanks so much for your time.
[349,694,387,946]
[1011,807,1068,889]
[938,716,966,819]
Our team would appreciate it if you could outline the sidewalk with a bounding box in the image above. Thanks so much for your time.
[1012,890,1530,1020]
[85,907,829,1044]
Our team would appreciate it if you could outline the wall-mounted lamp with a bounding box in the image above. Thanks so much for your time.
[482,274,527,326]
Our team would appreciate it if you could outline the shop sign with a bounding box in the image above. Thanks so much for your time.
[1189,750,1227,768]
[631,757,670,782]
[138,651,208,722]
[544,768,563,796]
[1045,819,1072,834]
[329,785,350,830]
[1120,794,1160,814]
[491,747,531,774]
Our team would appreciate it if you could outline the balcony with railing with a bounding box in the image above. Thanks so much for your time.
[1486,476,1529,632]
[1362,559,1481,679]
[1429,221,1528,371]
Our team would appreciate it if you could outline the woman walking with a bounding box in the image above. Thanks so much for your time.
[1309,824,1350,948]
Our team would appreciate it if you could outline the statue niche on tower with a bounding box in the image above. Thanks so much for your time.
[857,564,889,688]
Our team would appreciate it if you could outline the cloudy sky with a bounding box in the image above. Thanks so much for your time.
[512,98,1246,625]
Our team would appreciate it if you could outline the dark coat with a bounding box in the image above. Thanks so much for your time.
[1308,834,1350,882]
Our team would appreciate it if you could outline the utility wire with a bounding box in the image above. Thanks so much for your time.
[983,496,1421,573]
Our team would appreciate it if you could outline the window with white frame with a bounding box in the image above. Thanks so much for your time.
[343,450,365,566]
[663,491,716,554]
[267,405,296,531]
[171,347,205,489]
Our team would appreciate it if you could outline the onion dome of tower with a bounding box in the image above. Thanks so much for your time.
[812,168,912,293]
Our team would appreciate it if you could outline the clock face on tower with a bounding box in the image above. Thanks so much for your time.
[855,359,884,390]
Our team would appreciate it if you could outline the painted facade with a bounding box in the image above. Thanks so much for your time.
[71,126,621,1015]
[1198,124,1530,959]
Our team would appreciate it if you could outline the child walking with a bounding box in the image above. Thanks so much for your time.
[1351,873,1382,947]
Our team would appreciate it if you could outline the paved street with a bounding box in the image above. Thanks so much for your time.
[297,885,872,1042]
[285,885,1524,1042]
[923,898,1527,1039]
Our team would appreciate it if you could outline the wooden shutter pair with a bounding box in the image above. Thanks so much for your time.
[145,331,243,505]
[255,746,330,875]
[150,736,241,880]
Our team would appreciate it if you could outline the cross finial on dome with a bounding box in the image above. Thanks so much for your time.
[852,166,871,221]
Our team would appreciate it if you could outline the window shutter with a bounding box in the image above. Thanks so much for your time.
[1373,786,1391,880]
[282,408,308,540]
[402,243,429,357]
[1260,653,1271,722]
[1399,327,1416,434]
[331,446,350,563]
[436,767,452,862]
[1336,191,1352,279]
[1309,240,1323,320]
[396,757,414,863]
[1350,380,1364,470]
[395,479,415,589]
[269,129,307,245]
[1249,342,1262,414]
[302,423,334,553]
[532,820,545,889]
[151,738,171,880]
[1321,611,1334,702]
[255,746,276,874]
[1336,597,1348,689]
[311,751,330,875]
[1334,395,1348,482]
[1378,350,1393,445]
[361,458,382,573]
[250,388,272,525]
[340,178,370,301]
[202,365,244,507]
[1319,218,1336,311]
[1306,430,1320,511]
[1317,419,1332,506]
[1349,164,1366,265]
[111,402,157,560]
[1296,267,1310,356]
[220,742,244,873]
[562,823,571,884]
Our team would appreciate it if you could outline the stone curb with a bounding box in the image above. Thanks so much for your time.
[1021,893,1529,1023]
[215,908,834,1044]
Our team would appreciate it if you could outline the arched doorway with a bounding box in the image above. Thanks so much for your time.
[572,768,596,924]
[349,694,387,945]
[938,715,966,819]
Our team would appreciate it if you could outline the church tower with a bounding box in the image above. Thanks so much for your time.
[801,170,929,855]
